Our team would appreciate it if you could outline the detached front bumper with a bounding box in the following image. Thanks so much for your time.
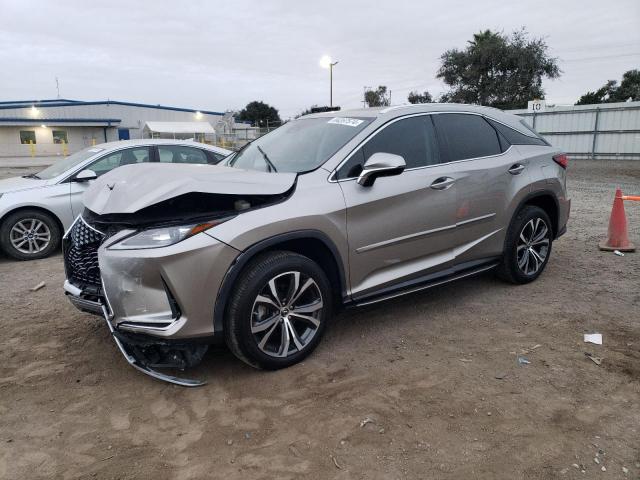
[63,227,240,385]
[97,231,239,339]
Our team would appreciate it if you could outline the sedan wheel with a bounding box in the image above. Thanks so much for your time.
[516,217,550,276]
[10,219,52,254]
[251,271,324,358]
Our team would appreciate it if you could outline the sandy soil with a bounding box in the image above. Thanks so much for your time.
[0,161,639,479]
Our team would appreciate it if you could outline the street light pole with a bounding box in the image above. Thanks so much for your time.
[329,60,338,107]
[320,55,339,107]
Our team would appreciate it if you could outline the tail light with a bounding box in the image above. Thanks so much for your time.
[553,154,568,169]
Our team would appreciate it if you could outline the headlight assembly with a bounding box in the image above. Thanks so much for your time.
[108,217,234,250]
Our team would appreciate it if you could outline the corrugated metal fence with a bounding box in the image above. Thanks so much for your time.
[508,101,640,160]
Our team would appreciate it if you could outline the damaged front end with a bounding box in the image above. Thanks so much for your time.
[63,163,297,386]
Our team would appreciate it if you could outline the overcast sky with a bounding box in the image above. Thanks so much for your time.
[1,0,638,118]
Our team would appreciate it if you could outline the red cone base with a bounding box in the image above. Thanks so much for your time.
[599,188,635,252]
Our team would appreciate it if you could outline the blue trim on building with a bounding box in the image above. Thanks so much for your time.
[0,98,226,116]
[0,117,121,125]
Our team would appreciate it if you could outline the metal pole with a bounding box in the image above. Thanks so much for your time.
[591,107,600,160]
[329,61,338,108]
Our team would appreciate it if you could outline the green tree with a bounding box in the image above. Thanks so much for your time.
[407,90,433,104]
[576,69,640,105]
[236,101,281,127]
[437,29,560,109]
[365,86,390,107]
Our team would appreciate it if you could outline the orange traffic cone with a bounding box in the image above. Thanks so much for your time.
[599,188,635,252]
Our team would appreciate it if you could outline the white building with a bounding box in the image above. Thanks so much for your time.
[0,98,256,157]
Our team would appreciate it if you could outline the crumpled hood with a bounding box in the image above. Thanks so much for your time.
[0,176,49,195]
[84,162,297,215]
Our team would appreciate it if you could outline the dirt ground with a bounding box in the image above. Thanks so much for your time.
[1,161,639,480]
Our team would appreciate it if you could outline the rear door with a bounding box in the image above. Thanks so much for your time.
[431,113,530,263]
[157,145,212,165]
[337,115,458,299]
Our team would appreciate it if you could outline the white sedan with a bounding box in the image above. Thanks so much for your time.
[0,139,231,260]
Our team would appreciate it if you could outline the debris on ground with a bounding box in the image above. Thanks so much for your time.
[330,454,342,469]
[584,333,603,345]
[613,250,624,256]
[359,417,374,428]
[30,281,46,292]
[494,373,507,380]
[517,356,531,365]
[585,352,603,366]
[622,466,629,474]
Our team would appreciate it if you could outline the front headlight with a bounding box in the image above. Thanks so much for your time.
[108,217,234,250]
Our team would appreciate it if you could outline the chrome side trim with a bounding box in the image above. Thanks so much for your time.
[328,111,516,183]
[456,212,496,227]
[355,213,496,253]
[354,263,497,307]
[356,224,455,253]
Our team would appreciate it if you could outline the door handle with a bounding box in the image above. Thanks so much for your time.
[430,177,455,190]
[508,164,525,175]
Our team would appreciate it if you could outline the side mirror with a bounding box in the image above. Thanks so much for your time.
[73,169,97,182]
[357,153,406,187]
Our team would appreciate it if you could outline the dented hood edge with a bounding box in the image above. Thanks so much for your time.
[83,162,297,215]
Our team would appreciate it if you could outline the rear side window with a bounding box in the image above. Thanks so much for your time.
[487,119,548,146]
[432,113,501,162]
[158,145,209,164]
[336,115,440,179]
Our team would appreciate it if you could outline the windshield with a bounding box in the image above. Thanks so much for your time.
[36,146,106,180]
[229,116,372,173]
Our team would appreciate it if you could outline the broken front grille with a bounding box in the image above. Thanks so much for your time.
[64,217,105,290]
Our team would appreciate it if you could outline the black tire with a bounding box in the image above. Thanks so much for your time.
[496,205,553,284]
[0,209,61,261]
[225,250,333,370]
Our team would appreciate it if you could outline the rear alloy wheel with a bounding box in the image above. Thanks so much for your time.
[496,205,553,284]
[0,210,61,260]
[516,217,550,276]
[225,251,332,369]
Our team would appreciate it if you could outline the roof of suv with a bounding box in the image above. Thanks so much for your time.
[305,103,532,136]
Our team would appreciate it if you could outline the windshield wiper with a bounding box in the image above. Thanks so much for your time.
[256,146,278,173]
[22,173,41,179]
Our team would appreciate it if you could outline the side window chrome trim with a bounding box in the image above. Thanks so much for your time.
[328,111,514,183]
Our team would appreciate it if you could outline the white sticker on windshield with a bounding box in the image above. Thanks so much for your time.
[328,117,364,127]
[88,148,104,153]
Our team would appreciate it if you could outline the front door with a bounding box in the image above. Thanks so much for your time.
[336,115,456,300]
[69,146,151,218]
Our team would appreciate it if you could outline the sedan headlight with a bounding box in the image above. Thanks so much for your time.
[108,217,234,250]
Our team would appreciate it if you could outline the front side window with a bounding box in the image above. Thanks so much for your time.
[432,113,501,162]
[88,147,150,177]
[229,116,373,173]
[336,115,440,179]
[20,130,36,144]
[52,130,68,144]
[158,145,208,164]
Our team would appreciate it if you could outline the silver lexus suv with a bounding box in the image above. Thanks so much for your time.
[63,104,570,386]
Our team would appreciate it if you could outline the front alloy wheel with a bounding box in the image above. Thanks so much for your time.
[225,251,332,369]
[0,209,61,260]
[10,218,52,255]
[251,271,324,358]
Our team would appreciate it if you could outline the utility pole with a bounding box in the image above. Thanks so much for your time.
[55,77,60,98]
